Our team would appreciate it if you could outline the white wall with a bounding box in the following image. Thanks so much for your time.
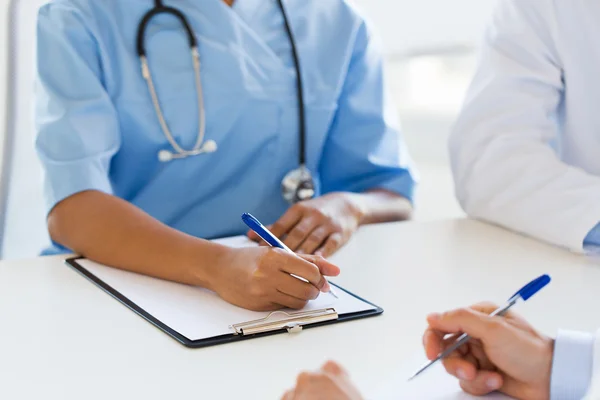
[0,1,8,168]
[0,0,11,251]
[352,0,496,55]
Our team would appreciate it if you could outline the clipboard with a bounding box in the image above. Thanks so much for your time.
[66,257,383,349]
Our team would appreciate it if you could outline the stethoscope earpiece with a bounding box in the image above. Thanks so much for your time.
[158,140,218,162]
[158,149,174,162]
[201,140,218,153]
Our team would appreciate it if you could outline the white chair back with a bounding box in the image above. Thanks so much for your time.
[0,0,51,259]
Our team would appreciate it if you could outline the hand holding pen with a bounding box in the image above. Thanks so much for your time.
[243,213,339,299]
[211,244,340,312]
[416,275,553,399]
[200,213,340,311]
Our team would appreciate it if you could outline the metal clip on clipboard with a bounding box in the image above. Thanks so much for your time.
[230,308,338,335]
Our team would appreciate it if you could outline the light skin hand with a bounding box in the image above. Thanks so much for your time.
[423,303,554,400]
[248,190,411,257]
[210,247,340,311]
[282,361,364,400]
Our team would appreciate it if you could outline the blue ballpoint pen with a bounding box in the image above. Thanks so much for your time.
[242,213,339,299]
[408,274,552,381]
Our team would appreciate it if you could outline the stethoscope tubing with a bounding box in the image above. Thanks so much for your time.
[136,0,315,203]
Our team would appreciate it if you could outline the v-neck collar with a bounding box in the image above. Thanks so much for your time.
[231,0,264,23]
[181,0,295,93]
[204,0,290,72]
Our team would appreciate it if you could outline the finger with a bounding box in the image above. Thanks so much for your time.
[423,328,446,360]
[276,273,320,301]
[277,252,327,291]
[284,216,320,251]
[472,302,528,329]
[296,371,323,386]
[298,225,331,255]
[247,229,261,242]
[426,308,508,342]
[459,370,504,397]
[271,208,303,239]
[273,290,309,310]
[469,340,495,370]
[321,360,346,377]
[247,225,273,243]
[299,254,341,277]
[470,302,509,316]
[442,356,478,382]
[315,233,343,258]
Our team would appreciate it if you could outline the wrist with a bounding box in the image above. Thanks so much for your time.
[183,239,232,291]
[532,336,554,400]
[339,192,367,226]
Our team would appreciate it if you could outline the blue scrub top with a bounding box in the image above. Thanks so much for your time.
[35,0,418,254]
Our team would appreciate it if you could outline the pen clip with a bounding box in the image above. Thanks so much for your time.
[508,274,551,302]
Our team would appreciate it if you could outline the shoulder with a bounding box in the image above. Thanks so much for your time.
[38,0,119,30]
[303,0,367,21]
[286,0,377,54]
[488,0,559,31]
[286,0,367,35]
[485,0,583,60]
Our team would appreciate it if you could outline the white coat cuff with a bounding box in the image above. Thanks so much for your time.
[551,330,594,400]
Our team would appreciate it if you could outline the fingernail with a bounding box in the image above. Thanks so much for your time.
[315,251,323,257]
[486,377,500,389]
[323,281,331,292]
[456,369,468,381]
[297,250,305,255]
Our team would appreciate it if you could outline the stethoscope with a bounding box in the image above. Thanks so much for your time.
[137,0,315,204]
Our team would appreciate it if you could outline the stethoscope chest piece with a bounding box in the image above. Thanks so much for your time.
[281,165,316,204]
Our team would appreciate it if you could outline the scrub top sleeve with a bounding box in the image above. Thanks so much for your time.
[35,4,120,216]
[318,21,417,203]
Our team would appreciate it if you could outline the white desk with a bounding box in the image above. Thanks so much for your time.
[1,219,600,399]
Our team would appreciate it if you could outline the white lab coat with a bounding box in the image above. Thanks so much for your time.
[584,334,600,399]
[450,0,600,253]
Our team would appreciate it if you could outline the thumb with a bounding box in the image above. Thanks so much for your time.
[427,308,506,342]
[300,254,341,277]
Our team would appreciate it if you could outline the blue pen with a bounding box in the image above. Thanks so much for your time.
[408,274,552,381]
[242,213,338,299]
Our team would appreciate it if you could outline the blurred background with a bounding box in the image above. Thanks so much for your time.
[0,0,496,259]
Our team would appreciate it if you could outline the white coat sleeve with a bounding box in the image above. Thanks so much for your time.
[551,330,594,399]
[449,0,600,252]
[583,331,600,399]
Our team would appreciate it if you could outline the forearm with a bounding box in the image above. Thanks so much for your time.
[48,190,227,288]
[350,189,412,225]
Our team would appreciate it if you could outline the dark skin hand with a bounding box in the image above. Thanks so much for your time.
[48,190,340,312]
[248,190,412,257]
